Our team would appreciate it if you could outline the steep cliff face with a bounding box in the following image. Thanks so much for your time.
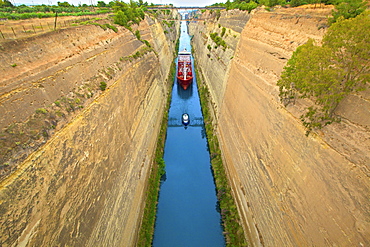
[0,13,179,246]
[189,10,250,111]
[190,7,369,247]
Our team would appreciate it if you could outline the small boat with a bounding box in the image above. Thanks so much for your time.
[177,48,193,90]
[182,113,190,126]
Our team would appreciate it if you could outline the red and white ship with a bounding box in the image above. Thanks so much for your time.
[177,49,193,90]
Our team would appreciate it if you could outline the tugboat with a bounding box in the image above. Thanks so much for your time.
[177,49,193,90]
[182,113,190,126]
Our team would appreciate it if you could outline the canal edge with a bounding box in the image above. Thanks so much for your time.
[193,49,248,246]
[136,38,180,246]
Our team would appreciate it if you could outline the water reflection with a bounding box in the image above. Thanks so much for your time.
[177,81,193,100]
[153,20,225,247]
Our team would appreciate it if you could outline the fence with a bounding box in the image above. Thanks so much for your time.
[0,14,107,40]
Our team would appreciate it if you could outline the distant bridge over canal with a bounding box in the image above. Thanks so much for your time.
[168,117,204,127]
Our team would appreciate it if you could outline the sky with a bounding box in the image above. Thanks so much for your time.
[12,0,224,7]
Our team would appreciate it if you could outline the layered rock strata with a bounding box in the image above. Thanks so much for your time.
[190,7,369,247]
[0,13,179,246]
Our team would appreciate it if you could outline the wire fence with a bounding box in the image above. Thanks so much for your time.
[0,14,107,40]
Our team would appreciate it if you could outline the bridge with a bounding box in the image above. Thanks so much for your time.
[167,117,204,128]
[166,19,206,21]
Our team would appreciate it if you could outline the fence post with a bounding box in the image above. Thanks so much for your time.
[54,12,58,30]
[40,23,44,31]
[0,29,4,39]
[11,27,16,38]
[32,25,36,33]
[22,25,26,33]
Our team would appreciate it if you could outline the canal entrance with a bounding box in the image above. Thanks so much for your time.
[152,21,226,246]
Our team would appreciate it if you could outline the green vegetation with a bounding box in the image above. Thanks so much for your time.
[220,26,226,37]
[163,20,175,28]
[0,0,12,7]
[209,0,358,12]
[105,23,118,32]
[113,1,145,30]
[0,62,121,179]
[99,81,107,91]
[210,32,227,49]
[329,0,367,25]
[210,0,258,12]
[35,108,48,114]
[137,53,176,247]
[143,39,151,48]
[135,30,141,40]
[80,21,118,33]
[215,9,221,20]
[0,4,111,20]
[277,11,370,135]
[120,46,154,62]
[195,61,247,246]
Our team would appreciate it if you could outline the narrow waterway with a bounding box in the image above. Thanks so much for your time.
[152,21,226,246]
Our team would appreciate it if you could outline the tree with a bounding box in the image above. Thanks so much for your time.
[114,10,128,27]
[57,1,72,7]
[289,0,305,7]
[329,0,367,24]
[112,1,146,28]
[0,0,13,7]
[277,11,370,135]
[97,1,107,7]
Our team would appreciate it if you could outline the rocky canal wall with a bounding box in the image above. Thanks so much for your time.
[0,12,179,246]
[190,7,369,247]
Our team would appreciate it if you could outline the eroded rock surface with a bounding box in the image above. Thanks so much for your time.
[0,13,179,246]
[190,7,369,247]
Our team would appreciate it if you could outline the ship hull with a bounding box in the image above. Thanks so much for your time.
[177,77,193,90]
[177,49,193,90]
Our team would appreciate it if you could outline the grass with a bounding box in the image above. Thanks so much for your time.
[79,20,118,33]
[194,59,248,247]
[120,46,154,62]
[0,9,111,20]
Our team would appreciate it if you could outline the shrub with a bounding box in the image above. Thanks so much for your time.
[220,27,226,37]
[105,24,118,32]
[99,81,107,91]
[210,32,227,48]
[329,0,367,25]
[144,40,151,47]
[277,12,370,135]
[135,30,141,40]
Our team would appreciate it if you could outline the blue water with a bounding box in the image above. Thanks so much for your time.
[152,21,225,247]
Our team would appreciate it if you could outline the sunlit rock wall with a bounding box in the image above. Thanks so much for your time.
[189,9,249,114]
[191,7,369,247]
[0,12,179,246]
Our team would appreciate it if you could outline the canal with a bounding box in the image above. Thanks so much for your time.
[152,21,226,246]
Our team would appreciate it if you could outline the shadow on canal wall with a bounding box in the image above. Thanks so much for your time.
[190,7,369,247]
[0,11,180,246]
